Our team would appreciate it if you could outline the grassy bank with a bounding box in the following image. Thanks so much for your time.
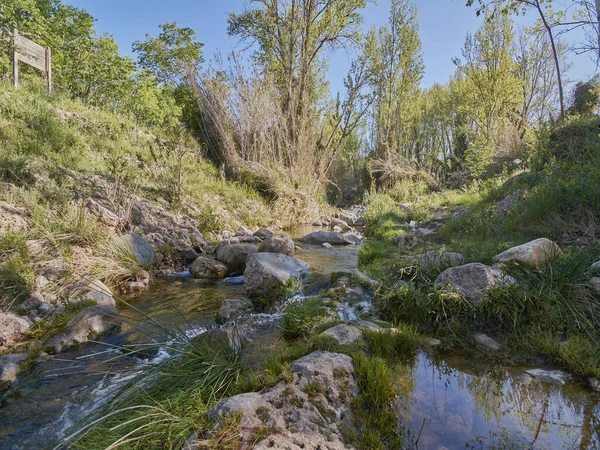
[0,81,279,315]
[358,116,600,382]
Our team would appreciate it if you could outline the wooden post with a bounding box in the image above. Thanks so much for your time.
[45,47,52,94]
[12,28,19,89]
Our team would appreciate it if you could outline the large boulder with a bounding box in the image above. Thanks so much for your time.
[216,243,257,273]
[0,314,31,351]
[243,253,309,307]
[47,305,120,353]
[300,231,353,246]
[493,238,561,269]
[434,263,516,302]
[208,351,356,450]
[189,256,229,279]
[113,233,156,266]
[257,233,295,256]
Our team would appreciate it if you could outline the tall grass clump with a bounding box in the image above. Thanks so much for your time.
[63,336,244,450]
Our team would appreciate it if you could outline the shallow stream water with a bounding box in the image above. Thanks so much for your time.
[0,227,599,449]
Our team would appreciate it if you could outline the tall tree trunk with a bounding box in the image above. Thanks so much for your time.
[533,0,565,119]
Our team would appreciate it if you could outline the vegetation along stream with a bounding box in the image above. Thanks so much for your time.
[1,226,599,449]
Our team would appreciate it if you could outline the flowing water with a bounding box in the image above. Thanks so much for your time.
[0,227,599,449]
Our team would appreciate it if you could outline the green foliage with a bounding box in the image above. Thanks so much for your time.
[67,338,244,449]
[282,298,328,340]
[0,230,33,311]
[133,22,204,86]
[349,353,405,449]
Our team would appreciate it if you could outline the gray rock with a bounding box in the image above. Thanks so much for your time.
[523,368,570,385]
[0,353,27,390]
[591,277,600,294]
[590,261,600,271]
[189,256,229,279]
[35,259,69,281]
[243,253,309,304]
[339,205,366,226]
[423,337,442,347]
[216,243,257,273]
[414,251,464,268]
[86,198,119,227]
[253,227,273,239]
[113,233,156,266]
[322,242,333,248]
[493,238,562,269]
[301,231,353,245]
[434,263,516,302]
[81,279,115,307]
[0,314,31,350]
[330,218,351,232]
[208,351,357,449]
[496,190,525,214]
[33,275,50,291]
[588,377,600,392]
[342,232,363,245]
[321,324,363,345]
[48,306,120,353]
[414,227,435,237]
[257,233,294,256]
[473,332,501,352]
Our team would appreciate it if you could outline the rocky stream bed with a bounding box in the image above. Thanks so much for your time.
[1,216,600,449]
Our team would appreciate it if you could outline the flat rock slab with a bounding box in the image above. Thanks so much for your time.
[321,324,364,345]
[493,238,561,269]
[300,231,353,245]
[414,251,464,268]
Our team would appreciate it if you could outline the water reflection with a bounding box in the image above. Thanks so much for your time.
[398,352,600,449]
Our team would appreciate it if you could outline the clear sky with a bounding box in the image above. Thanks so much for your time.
[65,0,597,94]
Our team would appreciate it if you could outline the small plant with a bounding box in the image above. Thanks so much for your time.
[282,298,327,340]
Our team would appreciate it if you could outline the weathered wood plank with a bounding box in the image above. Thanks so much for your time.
[14,32,47,71]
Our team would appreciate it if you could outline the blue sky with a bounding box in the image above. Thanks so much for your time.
[66,0,596,94]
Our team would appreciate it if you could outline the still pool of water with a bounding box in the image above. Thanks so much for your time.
[398,352,600,449]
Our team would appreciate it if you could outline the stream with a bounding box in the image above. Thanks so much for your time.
[0,226,599,449]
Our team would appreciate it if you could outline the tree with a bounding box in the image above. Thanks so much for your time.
[466,0,567,119]
[453,9,521,175]
[133,22,204,87]
[367,0,424,161]
[227,0,370,150]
